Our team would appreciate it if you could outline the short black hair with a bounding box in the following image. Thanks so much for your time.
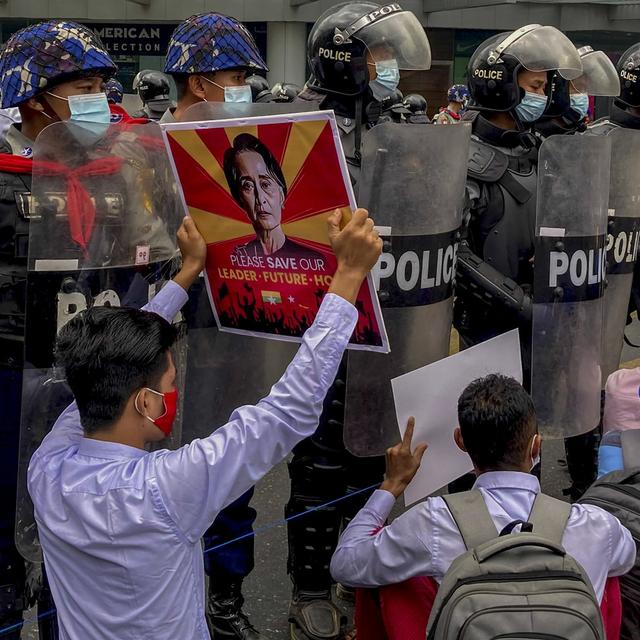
[55,305,177,434]
[457,374,537,471]
[172,74,190,101]
[223,133,287,206]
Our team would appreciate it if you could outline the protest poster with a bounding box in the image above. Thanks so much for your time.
[162,110,388,352]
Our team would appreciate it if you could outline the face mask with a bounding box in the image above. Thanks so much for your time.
[136,387,178,437]
[47,91,111,143]
[514,91,548,123]
[530,435,541,472]
[370,59,400,94]
[570,93,589,120]
[200,76,252,104]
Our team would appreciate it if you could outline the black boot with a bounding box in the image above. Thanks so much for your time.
[207,581,266,640]
[289,588,346,640]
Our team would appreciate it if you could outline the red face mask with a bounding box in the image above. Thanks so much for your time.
[136,387,178,437]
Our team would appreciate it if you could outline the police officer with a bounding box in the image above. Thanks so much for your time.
[290,4,431,638]
[0,20,117,638]
[590,43,640,135]
[451,27,583,494]
[104,78,124,105]
[163,13,268,640]
[131,70,174,121]
[403,93,429,123]
[247,74,274,103]
[536,46,618,139]
[454,26,582,360]
[271,82,302,103]
[432,84,470,124]
[162,13,265,124]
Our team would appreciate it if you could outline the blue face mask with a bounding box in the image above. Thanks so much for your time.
[200,76,252,104]
[570,93,589,120]
[47,92,110,144]
[223,85,252,104]
[370,59,400,95]
[514,91,548,123]
[67,93,111,124]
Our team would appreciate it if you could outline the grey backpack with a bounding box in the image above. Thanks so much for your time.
[426,490,604,640]
[580,430,640,640]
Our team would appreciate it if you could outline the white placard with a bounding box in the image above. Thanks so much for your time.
[391,329,523,505]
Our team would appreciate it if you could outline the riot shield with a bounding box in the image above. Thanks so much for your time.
[601,129,640,380]
[344,123,471,456]
[16,120,185,562]
[169,102,317,443]
[531,134,611,438]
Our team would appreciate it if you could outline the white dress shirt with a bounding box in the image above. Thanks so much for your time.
[28,280,358,640]
[331,471,635,602]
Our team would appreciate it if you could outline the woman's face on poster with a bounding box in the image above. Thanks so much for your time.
[235,150,285,232]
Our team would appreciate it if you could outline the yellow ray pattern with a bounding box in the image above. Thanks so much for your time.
[189,207,253,244]
[283,206,351,247]
[281,120,328,186]
[168,129,230,195]
[225,125,259,147]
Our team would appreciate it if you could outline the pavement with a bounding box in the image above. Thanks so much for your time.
[18,316,640,639]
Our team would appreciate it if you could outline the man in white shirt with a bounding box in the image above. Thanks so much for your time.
[331,374,635,638]
[28,210,381,640]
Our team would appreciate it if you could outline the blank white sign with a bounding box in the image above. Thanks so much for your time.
[391,329,523,505]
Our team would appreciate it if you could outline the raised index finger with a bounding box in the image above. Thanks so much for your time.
[402,416,416,450]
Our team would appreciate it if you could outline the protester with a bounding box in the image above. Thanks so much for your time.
[598,367,640,477]
[28,210,381,639]
[161,13,271,636]
[331,374,635,639]
[432,84,469,124]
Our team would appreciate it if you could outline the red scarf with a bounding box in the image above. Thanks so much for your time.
[0,153,123,252]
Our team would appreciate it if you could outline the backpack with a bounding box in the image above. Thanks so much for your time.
[426,489,604,640]
[580,430,640,640]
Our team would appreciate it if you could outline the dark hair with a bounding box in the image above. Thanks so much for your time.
[457,374,537,471]
[55,305,177,434]
[223,133,287,205]
[172,73,190,101]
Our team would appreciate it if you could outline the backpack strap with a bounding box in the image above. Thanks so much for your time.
[442,490,498,550]
[621,430,640,469]
[527,493,571,544]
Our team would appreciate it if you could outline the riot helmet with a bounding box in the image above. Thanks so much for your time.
[616,42,640,109]
[271,82,302,103]
[307,2,431,97]
[543,46,618,121]
[133,70,171,103]
[246,74,273,102]
[0,20,116,109]
[447,84,470,108]
[104,78,124,104]
[467,25,583,118]
[403,93,427,115]
[164,13,267,76]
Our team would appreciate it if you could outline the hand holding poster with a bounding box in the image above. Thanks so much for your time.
[161,111,388,352]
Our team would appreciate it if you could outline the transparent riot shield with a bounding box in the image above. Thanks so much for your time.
[344,123,471,456]
[168,102,318,442]
[531,134,611,438]
[601,129,640,380]
[180,100,316,122]
[16,120,186,562]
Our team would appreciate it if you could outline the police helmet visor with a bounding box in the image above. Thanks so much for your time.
[571,49,619,96]
[350,9,432,70]
[489,25,583,80]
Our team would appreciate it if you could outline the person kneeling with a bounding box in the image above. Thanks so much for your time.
[331,375,635,640]
[28,210,382,640]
